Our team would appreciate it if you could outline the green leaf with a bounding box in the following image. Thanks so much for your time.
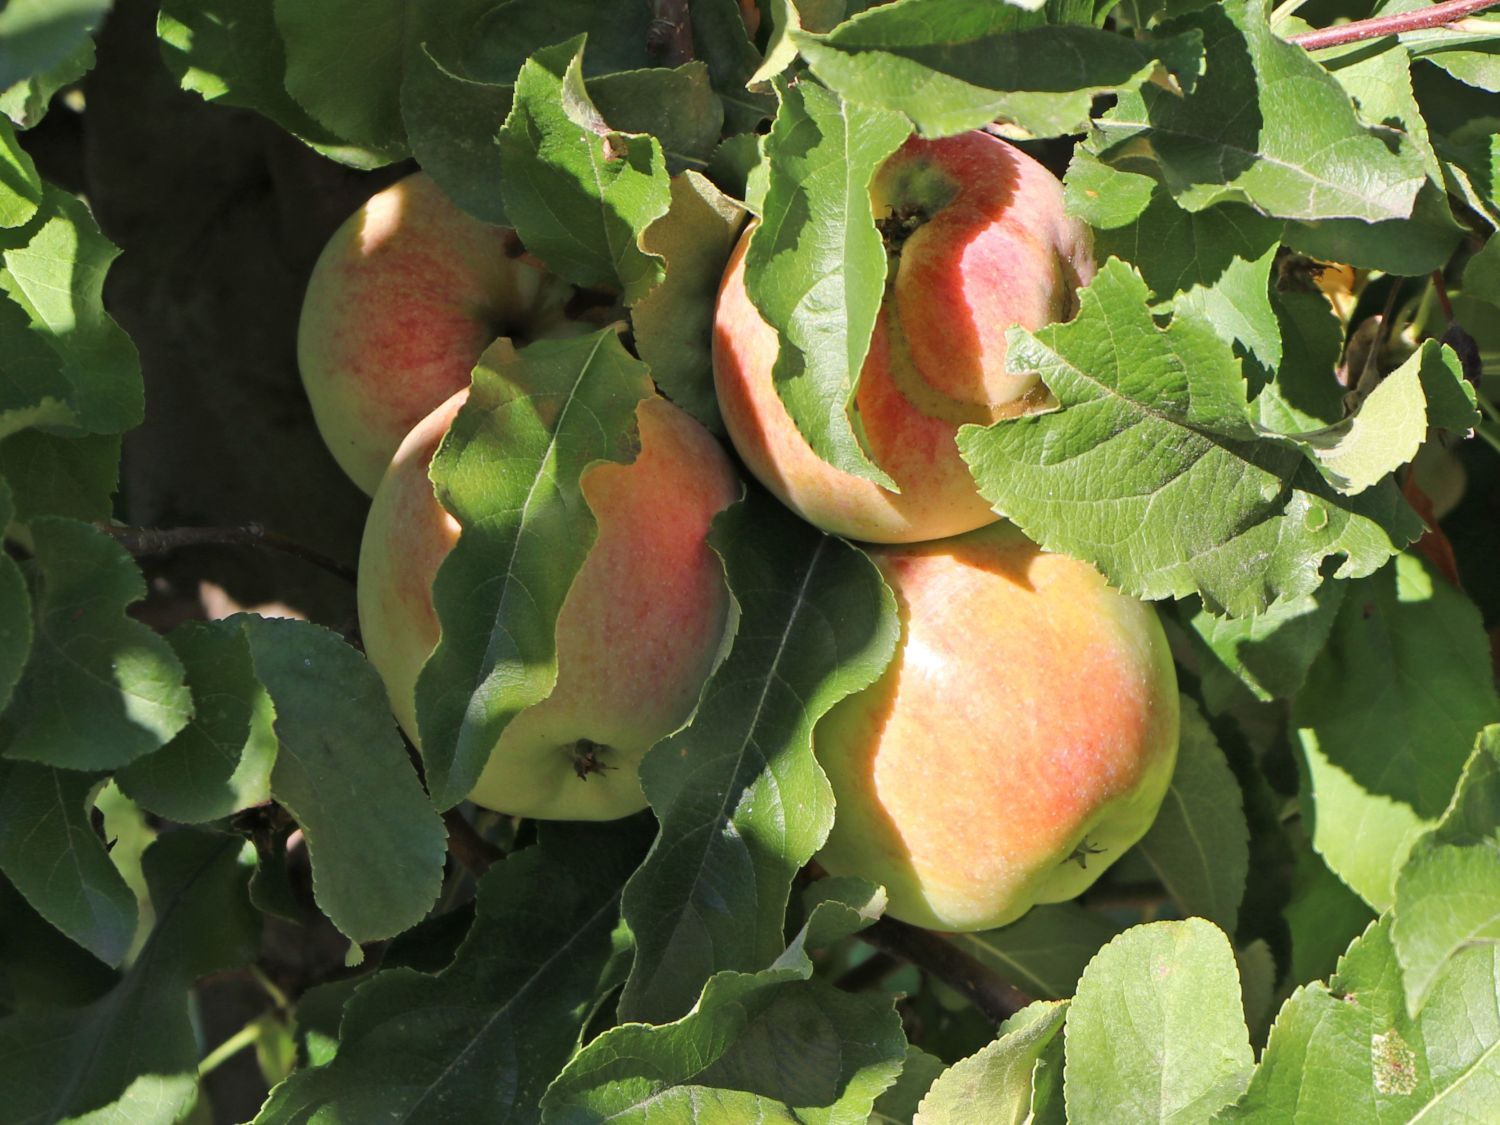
[0,519,191,770]
[633,171,744,432]
[271,0,416,156]
[0,479,30,714]
[0,874,117,1013]
[618,493,899,1023]
[255,819,651,1124]
[1295,553,1500,911]
[1283,837,1377,987]
[1064,919,1253,1123]
[745,79,910,491]
[465,0,655,81]
[0,186,143,438]
[0,760,136,967]
[498,38,672,303]
[416,332,657,809]
[0,34,92,129]
[754,0,847,86]
[243,615,446,945]
[1392,728,1500,1015]
[116,620,277,824]
[0,831,258,1125]
[1400,3,1500,92]
[915,1000,1069,1124]
[872,1047,946,1124]
[0,429,119,524]
[591,63,726,175]
[949,903,1123,1001]
[1190,583,1346,707]
[1093,0,1425,222]
[797,0,1202,139]
[689,0,777,133]
[158,0,395,170]
[0,116,40,227]
[544,948,906,1121]
[957,260,1421,618]
[1134,697,1249,931]
[1288,342,1477,496]
[1253,287,1347,433]
[1439,130,1500,230]
[0,0,107,90]
[1220,915,1500,1122]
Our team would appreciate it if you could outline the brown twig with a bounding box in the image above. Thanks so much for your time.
[96,522,357,585]
[859,915,1033,1025]
[442,808,504,878]
[1431,270,1456,323]
[1288,0,1500,51]
[647,0,695,67]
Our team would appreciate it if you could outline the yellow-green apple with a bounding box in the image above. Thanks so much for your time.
[298,172,597,494]
[814,523,1179,931]
[713,131,1094,543]
[357,378,740,820]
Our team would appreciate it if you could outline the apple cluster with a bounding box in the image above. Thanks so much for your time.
[297,132,1180,934]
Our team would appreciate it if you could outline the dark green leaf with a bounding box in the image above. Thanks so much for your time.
[1134,697,1249,931]
[1294,553,1500,910]
[0,760,136,967]
[243,615,446,945]
[1,519,191,770]
[948,903,1122,1001]
[689,0,776,133]
[416,332,657,809]
[117,619,277,824]
[873,1047,945,1124]
[0,831,258,1125]
[744,79,910,489]
[0,479,29,714]
[957,260,1422,618]
[0,429,118,524]
[591,63,725,175]
[1093,0,1425,222]
[0,0,108,91]
[0,874,117,1013]
[256,820,651,1124]
[797,0,1202,138]
[0,34,92,129]
[497,38,672,302]
[1191,584,1346,707]
[1065,919,1253,1122]
[618,493,899,1023]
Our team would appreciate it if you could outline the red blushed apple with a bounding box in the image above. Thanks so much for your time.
[298,172,594,495]
[713,131,1094,544]
[358,384,740,821]
[813,524,1179,932]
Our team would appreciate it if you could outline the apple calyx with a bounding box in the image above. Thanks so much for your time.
[570,738,617,781]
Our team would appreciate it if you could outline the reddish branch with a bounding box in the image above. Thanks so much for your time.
[96,522,356,585]
[1288,0,1500,51]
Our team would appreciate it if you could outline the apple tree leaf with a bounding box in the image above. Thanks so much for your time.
[0,186,143,439]
[0,831,258,1125]
[544,899,907,1121]
[0,429,118,525]
[0,519,191,770]
[590,63,726,177]
[0,873,117,1012]
[1219,914,1500,1122]
[1133,696,1249,932]
[1064,919,1254,1123]
[1294,553,1500,911]
[744,78,910,491]
[618,492,900,1024]
[255,819,651,1124]
[1391,727,1500,1016]
[0,0,108,90]
[416,331,657,810]
[1282,838,1377,988]
[1286,342,1477,497]
[498,38,672,304]
[0,479,30,714]
[1252,287,1347,434]
[1189,583,1346,709]
[116,619,277,825]
[873,1048,947,1125]
[0,116,41,227]
[914,1000,1069,1125]
[242,615,446,945]
[0,28,92,129]
[0,760,136,968]
[957,259,1422,618]
[948,903,1122,1002]
[633,170,745,433]
[795,0,1203,139]
[1092,0,1426,223]
[157,0,398,170]
[1403,6,1500,91]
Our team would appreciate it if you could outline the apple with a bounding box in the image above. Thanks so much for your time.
[713,131,1094,543]
[813,523,1179,931]
[357,377,740,821]
[298,172,599,495]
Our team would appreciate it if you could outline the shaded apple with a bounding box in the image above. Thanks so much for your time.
[358,382,740,820]
[813,523,1179,931]
[298,172,597,494]
[713,131,1094,543]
